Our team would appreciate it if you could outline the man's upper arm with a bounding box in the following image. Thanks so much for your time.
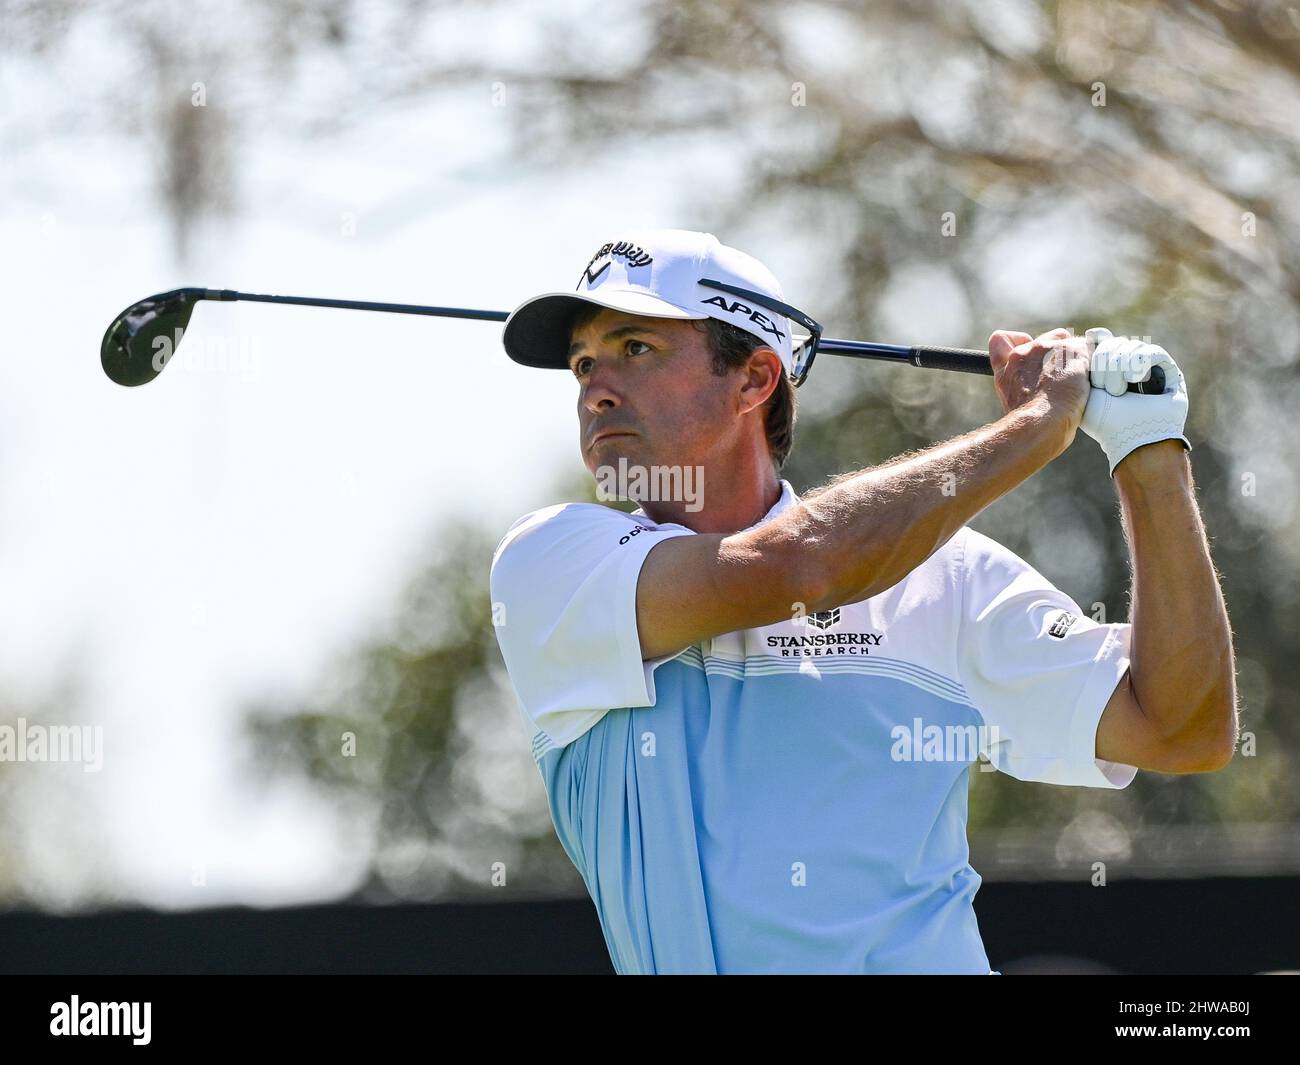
[635,526,809,660]
[1096,669,1223,773]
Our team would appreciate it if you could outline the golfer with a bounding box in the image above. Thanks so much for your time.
[489,228,1237,974]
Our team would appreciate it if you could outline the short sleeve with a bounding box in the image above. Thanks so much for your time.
[488,501,695,748]
[955,527,1139,789]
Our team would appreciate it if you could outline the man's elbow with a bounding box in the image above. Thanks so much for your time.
[1168,702,1239,773]
[1175,741,1235,774]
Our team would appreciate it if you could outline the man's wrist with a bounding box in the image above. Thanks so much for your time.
[1004,399,1074,462]
[1113,439,1191,491]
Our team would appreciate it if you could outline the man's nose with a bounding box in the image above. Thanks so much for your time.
[581,362,623,413]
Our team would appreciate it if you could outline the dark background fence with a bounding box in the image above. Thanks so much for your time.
[4,877,1296,975]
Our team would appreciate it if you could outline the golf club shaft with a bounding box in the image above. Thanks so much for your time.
[203,289,509,324]
[206,291,1006,376]
[817,338,992,375]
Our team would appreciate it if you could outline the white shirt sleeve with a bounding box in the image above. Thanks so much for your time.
[955,527,1139,789]
[488,501,696,748]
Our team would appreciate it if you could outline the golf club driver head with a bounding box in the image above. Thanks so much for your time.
[101,288,208,386]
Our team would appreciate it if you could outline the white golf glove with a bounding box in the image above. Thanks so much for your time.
[1080,327,1191,476]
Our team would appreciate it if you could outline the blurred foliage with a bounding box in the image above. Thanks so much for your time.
[7,0,1297,895]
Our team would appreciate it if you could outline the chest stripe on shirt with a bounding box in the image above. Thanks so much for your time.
[672,645,969,704]
[529,647,973,762]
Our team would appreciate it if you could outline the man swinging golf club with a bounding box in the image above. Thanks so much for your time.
[489,228,1237,975]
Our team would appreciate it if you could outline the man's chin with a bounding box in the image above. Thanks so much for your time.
[587,439,642,469]
[588,444,664,504]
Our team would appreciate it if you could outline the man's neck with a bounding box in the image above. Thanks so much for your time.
[636,463,783,534]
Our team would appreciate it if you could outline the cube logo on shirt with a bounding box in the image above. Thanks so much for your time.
[805,608,841,630]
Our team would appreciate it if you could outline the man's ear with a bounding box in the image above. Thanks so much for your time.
[737,348,782,415]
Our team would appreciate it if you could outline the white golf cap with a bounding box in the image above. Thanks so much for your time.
[502,228,794,374]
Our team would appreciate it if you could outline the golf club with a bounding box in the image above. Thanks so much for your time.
[100,287,1166,394]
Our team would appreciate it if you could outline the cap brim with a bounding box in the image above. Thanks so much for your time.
[502,290,707,370]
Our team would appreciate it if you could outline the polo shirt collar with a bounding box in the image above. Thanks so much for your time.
[634,479,798,531]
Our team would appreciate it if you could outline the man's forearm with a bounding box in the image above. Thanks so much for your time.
[1114,441,1238,764]
[772,399,1069,610]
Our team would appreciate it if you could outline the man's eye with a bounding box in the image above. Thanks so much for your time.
[572,342,649,377]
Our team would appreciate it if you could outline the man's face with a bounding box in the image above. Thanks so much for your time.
[568,308,739,478]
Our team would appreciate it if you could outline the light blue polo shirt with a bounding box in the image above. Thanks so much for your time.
[489,479,1137,974]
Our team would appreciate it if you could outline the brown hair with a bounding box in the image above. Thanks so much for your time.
[567,305,797,469]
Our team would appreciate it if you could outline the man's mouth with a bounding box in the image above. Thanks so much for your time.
[587,429,637,449]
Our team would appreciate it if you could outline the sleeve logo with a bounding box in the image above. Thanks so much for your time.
[1048,611,1079,638]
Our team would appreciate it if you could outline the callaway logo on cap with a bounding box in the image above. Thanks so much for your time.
[501,229,795,374]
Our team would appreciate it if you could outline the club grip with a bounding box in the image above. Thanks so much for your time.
[910,346,1167,394]
[910,345,994,375]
